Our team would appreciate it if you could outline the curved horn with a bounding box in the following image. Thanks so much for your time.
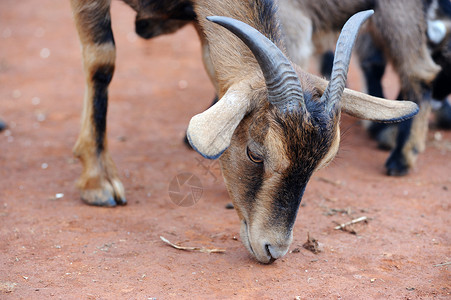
[207,16,305,113]
[321,10,374,113]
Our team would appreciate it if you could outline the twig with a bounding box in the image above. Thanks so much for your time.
[433,261,451,267]
[334,216,368,230]
[160,236,226,254]
[317,177,342,187]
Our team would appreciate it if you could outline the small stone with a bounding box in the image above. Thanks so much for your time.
[434,131,443,141]
[178,80,188,90]
[12,90,21,98]
[40,48,50,59]
[32,97,41,105]
[225,202,234,209]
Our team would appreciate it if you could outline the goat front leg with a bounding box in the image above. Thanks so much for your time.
[71,0,125,206]
[385,90,432,176]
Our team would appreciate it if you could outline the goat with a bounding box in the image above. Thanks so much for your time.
[358,0,451,146]
[70,0,418,263]
[278,0,449,176]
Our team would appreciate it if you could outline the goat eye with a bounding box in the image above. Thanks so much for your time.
[246,147,263,164]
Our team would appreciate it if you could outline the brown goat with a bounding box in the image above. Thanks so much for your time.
[70,0,418,263]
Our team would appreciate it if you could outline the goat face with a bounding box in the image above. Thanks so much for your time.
[220,92,339,263]
[125,0,196,39]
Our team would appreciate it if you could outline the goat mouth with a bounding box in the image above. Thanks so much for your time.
[265,244,276,264]
[242,220,275,264]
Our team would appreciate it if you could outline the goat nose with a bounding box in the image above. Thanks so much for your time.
[265,243,289,260]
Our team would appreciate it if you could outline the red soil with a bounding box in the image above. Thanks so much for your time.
[1,0,450,298]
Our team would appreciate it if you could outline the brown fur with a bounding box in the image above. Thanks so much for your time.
[297,0,373,32]
[70,0,125,206]
[369,0,440,85]
[126,0,196,39]
[70,0,200,206]
[194,0,284,95]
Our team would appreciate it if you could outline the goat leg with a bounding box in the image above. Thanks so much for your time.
[385,89,432,176]
[70,0,126,206]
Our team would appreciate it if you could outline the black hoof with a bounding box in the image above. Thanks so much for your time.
[435,100,451,129]
[385,155,409,177]
[114,195,127,206]
[386,166,409,177]
[0,119,7,132]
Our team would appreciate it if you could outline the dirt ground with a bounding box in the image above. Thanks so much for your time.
[1,0,450,299]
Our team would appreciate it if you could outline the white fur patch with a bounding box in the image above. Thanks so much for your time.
[427,20,446,44]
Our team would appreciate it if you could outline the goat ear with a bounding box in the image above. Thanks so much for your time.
[304,71,419,123]
[186,84,250,159]
[340,88,419,123]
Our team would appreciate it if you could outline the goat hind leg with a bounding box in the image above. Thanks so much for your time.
[71,0,125,206]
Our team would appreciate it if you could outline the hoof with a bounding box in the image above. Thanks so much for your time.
[435,100,451,129]
[81,189,119,207]
[386,166,409,177]
[385,155,409,177]
[0,119,7,132]
[80,180,126,207]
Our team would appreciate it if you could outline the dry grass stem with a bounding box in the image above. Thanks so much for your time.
[160,236,226,254]
[433,261,451,267]
[317,177,342,186]
[334,216,368,230]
